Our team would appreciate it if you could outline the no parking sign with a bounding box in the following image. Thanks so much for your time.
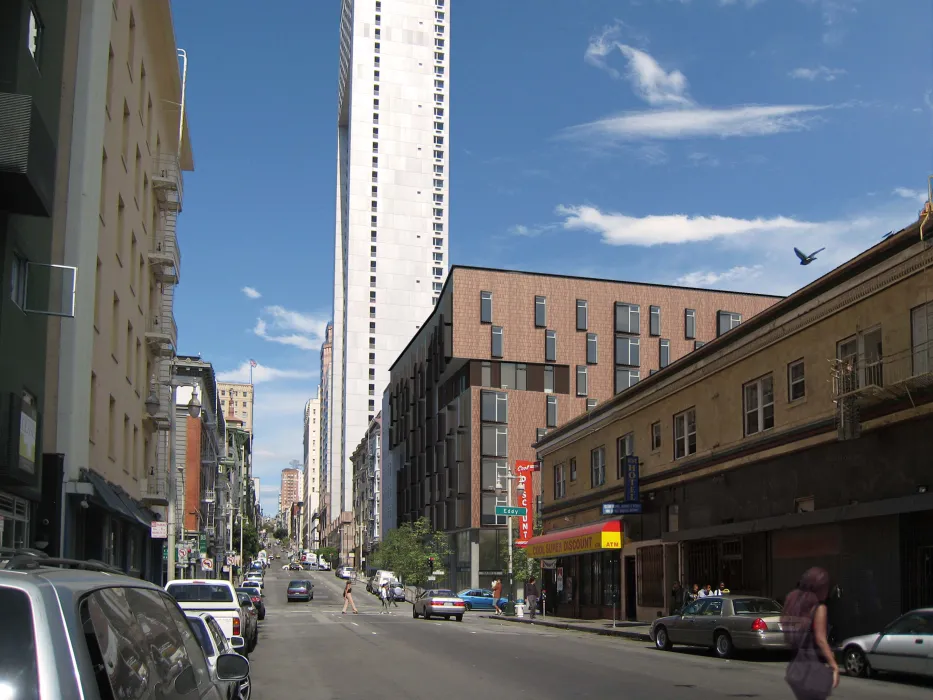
[201,558,214,572]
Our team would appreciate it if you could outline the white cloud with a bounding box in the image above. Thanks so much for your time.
[217,361,316,384]
[561,104,827,143]
[893,187,928,205]
[253,306,330,351]
[557,205,825,246]
[507,223,556,237]
[789,66,846,81]
[241,286,262,299]
[676,265,764,287]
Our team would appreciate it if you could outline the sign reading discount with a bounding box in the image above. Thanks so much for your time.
[526,520,623,559]
[514,460,538,547]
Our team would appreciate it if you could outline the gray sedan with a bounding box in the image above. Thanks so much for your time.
[650,594,789,658]
[412,589,467,621]
[839,608,933,679]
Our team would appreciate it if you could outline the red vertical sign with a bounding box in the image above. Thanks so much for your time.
[514,460,538,547]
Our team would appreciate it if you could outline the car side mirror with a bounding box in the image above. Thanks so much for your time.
[216,652,250,681]
[230,636,246,650]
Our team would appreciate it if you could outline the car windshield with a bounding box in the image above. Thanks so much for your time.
[732,598,784,614]
[166,583,234,603]
[288,581,308,588]
[0,587,40,700]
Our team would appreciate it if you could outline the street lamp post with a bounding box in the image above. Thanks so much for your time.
[496,468,525,607]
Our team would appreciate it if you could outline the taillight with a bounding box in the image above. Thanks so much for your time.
[251,596,261,603]
[454,601,465,607]
[751,618,768,632]
[233,617,241,635]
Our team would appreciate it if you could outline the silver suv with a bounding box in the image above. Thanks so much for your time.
[0,549,249,699]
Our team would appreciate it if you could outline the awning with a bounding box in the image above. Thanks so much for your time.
[83,470,150,528]
[526,520,622,559]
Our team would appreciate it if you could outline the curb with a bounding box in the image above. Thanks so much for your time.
[483,614,652,641]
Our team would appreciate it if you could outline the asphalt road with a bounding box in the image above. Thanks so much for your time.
[248,565,932,700]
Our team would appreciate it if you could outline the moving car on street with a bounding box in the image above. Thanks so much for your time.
[650,594,789,658]
[286,580,314,602]
[457,588,507,611]
[288,562,301,571]
[166,579,246,646]
[413,589,467,621]
[187,612,252,700]
[236,586,266,620]
[0,548,249,699]
[839,608,933,679]
[336,565,355,580]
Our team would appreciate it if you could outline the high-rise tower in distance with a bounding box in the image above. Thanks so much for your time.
[329,0,450,515]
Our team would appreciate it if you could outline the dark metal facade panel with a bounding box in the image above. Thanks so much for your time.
[0,92,56,216]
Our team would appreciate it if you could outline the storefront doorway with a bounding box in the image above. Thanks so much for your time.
[624,555,636,620]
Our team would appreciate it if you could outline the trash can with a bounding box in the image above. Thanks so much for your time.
[515,603,525,618]
[503,601,516,616]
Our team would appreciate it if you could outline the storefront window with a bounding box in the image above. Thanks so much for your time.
[0,493,30,549]
[601,551,619,607]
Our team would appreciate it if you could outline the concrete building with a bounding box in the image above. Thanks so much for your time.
[218,381,254,434]
[0,0,76,554]
[280,467,300,518]
[352,413,382,574]
[319,322,333,526]
[46,0,193,582]
[303,389,322,549]
[532,216,933,637]
[329,0,451,523]
[384,265,781,591]
[252,477,261,523]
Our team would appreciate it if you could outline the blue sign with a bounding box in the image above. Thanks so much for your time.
[602,502,643,516]
[624,455,640,503]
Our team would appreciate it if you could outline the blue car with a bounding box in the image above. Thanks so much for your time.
[457,588,507,611]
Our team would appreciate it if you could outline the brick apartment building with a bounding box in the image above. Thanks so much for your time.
[382,265,781,591]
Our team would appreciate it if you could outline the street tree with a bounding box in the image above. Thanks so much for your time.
[315,546,339,567]
[372,517,450,592]
[234,520,261,559]
[272,527,288,541]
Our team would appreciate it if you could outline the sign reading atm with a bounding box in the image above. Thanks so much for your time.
[526,520,623,559]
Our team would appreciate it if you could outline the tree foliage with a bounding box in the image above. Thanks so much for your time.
[272,527,288,542]
[235,520,261,559]
[315,546,339,566]
[371,517,450,591]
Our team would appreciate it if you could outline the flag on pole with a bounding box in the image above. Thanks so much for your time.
[249,359,258,368]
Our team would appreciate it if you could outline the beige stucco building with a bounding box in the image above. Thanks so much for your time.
[219,381,254,434]
[49,0,192,581]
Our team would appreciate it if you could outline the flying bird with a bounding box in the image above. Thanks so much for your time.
[794,247,825,266]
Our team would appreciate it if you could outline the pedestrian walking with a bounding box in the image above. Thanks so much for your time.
[389,580,401,607]
[782,567,839,700]
[380,581,390,613]
[492,578,503,615]
[524,577,540,620]
[671,581,689,614]
[342,578,359,614]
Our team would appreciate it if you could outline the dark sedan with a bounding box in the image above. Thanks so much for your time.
[236,586,265,620]
[286,580,313,602]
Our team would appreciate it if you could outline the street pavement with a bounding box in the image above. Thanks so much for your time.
[248,565,932,700]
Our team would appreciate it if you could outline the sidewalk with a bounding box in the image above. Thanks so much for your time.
[484,612,652,641]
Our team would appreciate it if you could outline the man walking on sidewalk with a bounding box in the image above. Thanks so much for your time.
[492,578,503,615]
[524,577,540,620]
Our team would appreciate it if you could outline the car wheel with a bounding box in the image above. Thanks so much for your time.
[464,602,472,611]
[844,646,870,678]
[236,676,252,700]
[456,615,463,622]
[412,607,419,619]
[654,625,673,651]
[424,610,432,620]
[714,631,734,659]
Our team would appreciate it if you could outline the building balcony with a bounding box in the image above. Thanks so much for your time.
[0,93,56,217]
[145,315,178,356]
[151,155,184,212]
[831,339,933,407]
[148,228,180,284]
[142,467,169,506]
[202,489,215,503]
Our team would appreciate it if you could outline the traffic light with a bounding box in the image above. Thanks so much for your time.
[427,556,435,569]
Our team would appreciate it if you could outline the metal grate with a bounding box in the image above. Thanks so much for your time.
[636,545,665,608]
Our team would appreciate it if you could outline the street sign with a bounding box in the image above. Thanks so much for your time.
[495,505,527,517]
[427,576,436,582]
[150,521,167,539]
[201,558,214,572]
[226,556,235,566]
[602,502,642,516]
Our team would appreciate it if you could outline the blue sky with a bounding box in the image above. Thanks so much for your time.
[171,0,933,514]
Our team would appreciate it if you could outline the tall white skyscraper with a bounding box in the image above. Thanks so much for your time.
[329,0,450,514]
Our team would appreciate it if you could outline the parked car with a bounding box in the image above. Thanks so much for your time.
[187,612,252,700]
[650,594,790,658]
[0,548,249,699]
[457,588,507,611]
[236,586,265,620]
[839,608,933,679]
[286,580,314,602]
[412,589,466,621]
[234,591,259,652]
[166,579,246,645]
[336,566,355,580]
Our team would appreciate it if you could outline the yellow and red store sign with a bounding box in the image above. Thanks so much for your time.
[526,520,623,559]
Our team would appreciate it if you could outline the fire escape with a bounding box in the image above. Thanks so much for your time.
[142,155,182,515]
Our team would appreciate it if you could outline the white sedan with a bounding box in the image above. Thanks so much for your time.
[840,608,933,679]
[412,589,467,622]
[187,612,252,700]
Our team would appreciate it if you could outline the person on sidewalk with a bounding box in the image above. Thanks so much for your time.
[671,581,689,614]
[524,577,540,620]
[492,578,503,615]
[714,581,730,596]
[342,578,359,614]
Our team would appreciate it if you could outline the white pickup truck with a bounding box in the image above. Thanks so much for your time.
[165,579,244,642]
